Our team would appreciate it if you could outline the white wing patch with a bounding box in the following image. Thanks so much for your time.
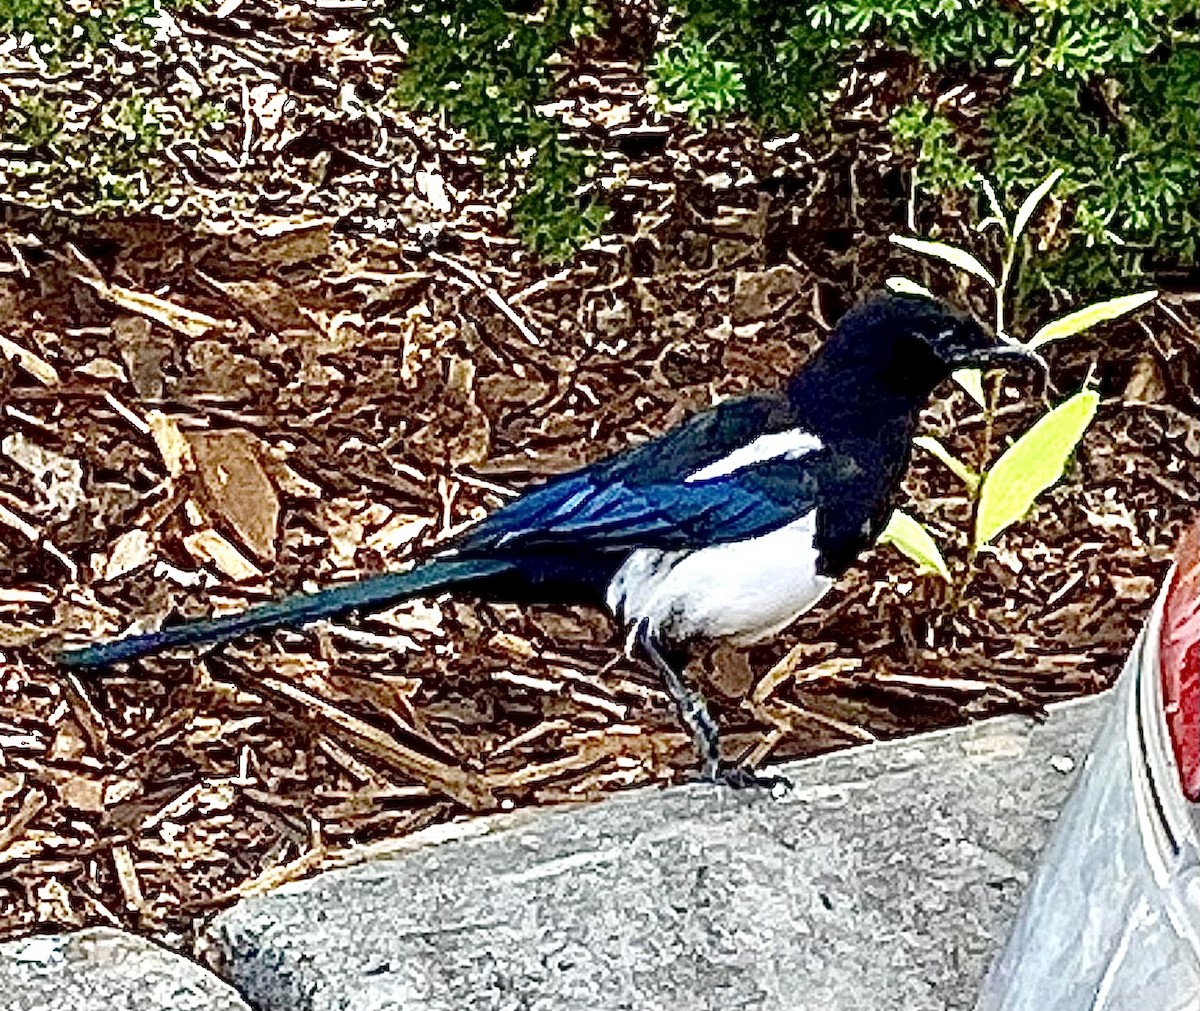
[606,510,832,644]
[685,427,822,483]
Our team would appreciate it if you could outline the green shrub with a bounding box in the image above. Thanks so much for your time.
[0,0,193,64]
[510,125,610,262]
[649,33,748,123]
[3,0,1192,282]
[374,1,1196,281]
[374,0,609,260]
[888,100,975,196]
[0,0,220,214]
[990,45,1198,290]
[652,1,1198,294]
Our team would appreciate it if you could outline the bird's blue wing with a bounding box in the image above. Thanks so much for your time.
[450,389,836,556]
[453,457,825,556]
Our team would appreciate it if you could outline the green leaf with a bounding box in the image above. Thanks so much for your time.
[889,235,997,288]
[914,435,980,492]
[878,509,952,582]
[953,368,986,408]
[1011,168,1063,245]
[1027,290,1159,349]
[974,387,1100,550]
[884,275,935,299]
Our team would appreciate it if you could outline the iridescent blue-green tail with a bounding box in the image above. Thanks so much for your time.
[58,557,514,670]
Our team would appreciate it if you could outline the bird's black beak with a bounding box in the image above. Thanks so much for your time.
[950,343,1049,374]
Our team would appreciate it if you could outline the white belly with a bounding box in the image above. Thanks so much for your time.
[605,511,833,644]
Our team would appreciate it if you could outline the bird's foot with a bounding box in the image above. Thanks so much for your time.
[696,762,792,795]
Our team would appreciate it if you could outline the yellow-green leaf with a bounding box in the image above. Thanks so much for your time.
[953,368,986,408]
[974,387,1099,550]
[889,235,997,288]
[914,435,980,492]
[1027,290,1159,350]
[878,509,952,582]
[885,275,935,299]
[1012,168,1064,244]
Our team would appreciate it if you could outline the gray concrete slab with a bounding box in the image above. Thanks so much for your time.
[205,696,1108,1011]
[0,927,252,1011]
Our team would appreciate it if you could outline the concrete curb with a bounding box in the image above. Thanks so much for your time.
[0,927,253,1011]
[203,695,1108,1011]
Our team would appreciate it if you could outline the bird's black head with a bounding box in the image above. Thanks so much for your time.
[789,291,1043,439]
[838,290,1037,376]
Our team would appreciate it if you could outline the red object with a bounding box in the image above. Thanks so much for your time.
[1160,518,1200,801]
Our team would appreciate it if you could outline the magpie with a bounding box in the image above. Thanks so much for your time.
[60,291,1041,785]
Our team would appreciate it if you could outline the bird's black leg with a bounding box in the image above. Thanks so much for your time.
[633,618,722,781]
[633,620,786,791]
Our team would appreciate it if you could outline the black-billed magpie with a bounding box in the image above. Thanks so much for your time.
[60,291,1041,784]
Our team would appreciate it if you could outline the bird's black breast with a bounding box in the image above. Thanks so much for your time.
[810,420,916,576]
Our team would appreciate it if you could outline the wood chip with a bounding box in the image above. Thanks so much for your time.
[101,529,154,581]
[183,529,262,582]
[0,790,47,861]
[751,647,862,704]
[490,719,571,759]
[0,501,39,542]
[71,272,223,338]
[227,845,327,900]
[111,846,149,915]
[58,775,106,813]
[427,251,543,347]
[187,430,280,561]
[61,673,110,758]
[0,335,59,386]
[257,675,495,811]
[0,587,53,607]
[146,411,194,478]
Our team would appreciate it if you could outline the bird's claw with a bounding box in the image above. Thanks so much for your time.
[695,763,792,794]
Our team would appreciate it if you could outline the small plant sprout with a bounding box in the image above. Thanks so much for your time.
[879,170,1159,585]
